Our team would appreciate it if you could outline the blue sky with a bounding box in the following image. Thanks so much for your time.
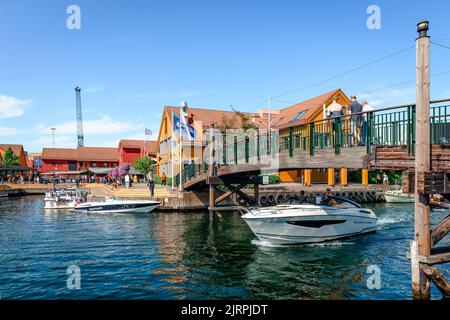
[1,0,450,152]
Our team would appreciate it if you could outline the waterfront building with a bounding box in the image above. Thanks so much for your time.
[118,139,157,165]
[156,106,268,179]
[40,147,119,179]
[0,144,28,167]
[155,89,351,185]
[272,89,350,184]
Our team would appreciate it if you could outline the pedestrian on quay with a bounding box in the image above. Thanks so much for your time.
[124,174,130,189]
[383,172,389,187]
[161,172,167,186]
[147,171,155,197]
[348,95,363,146]
[361,101,374,146]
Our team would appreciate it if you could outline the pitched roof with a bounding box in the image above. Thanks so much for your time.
[118,140,158,154]
[42,148,78,160]
[164,106,268,130]
[42,147,119,162]
[0,144,25,157]
[272,89,343,129]
[77,147,119,162]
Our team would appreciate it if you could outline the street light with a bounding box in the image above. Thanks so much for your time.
[50,128,56,148]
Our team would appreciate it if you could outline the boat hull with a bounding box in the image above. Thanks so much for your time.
[242,205,378,245]
[74,202,159,213]
[384,193,414,203]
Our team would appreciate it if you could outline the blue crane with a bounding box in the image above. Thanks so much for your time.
[75,86,84,147]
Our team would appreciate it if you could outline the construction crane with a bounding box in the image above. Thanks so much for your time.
[75,86,84,147]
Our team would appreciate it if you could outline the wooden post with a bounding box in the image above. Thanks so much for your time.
[209,122,216,209]
[254,183,259,205]
[362,168,369,185]
[413,20,431,300]
[327,168,335,186]
[304,169,312,186]
[341,168,348,186]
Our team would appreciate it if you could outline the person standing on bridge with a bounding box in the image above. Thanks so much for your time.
[361,101,374,146]
[348,96,363,146]
[327,98,343,144]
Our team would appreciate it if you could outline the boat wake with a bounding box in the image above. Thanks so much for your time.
[251,239,355,248]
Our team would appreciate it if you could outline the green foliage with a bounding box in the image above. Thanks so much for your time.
[134,156,155,175]
[348,169,402,185]
[2,147,19,167]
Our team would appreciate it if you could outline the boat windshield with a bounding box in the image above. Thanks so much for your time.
[323,196,362,208]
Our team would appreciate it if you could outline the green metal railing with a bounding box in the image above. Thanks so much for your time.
[180,99,450,185]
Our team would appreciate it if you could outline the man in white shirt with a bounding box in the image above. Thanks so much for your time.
[361,101,374,146]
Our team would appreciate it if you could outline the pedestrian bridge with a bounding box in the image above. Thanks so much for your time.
[179,99,450,191]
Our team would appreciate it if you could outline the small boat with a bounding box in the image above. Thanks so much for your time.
[384,190,414,203]
[431,200,450,211]
[240,196,378,245]
[74,197,159,213]
[44,187,87,210]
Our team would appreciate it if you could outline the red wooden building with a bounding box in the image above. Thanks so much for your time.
[118,140,157,165]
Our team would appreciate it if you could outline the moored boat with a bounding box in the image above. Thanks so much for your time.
[44,187,87,210]
[384,190,414,203]
[240,196,378,245]
[74,197,159,213]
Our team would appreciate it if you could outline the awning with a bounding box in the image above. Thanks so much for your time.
[41,170,88,176]
[87,167,111,175]
[0,166,31,171]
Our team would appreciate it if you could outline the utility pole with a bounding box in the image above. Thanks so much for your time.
[412,20,431,300]
[50,128,56,148]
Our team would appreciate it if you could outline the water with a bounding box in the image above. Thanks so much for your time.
[0,196,449,300]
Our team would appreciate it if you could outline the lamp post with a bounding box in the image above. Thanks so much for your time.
[179,101,188,191]
[50,128,56,148]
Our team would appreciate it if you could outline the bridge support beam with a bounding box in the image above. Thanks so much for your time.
[327,168,335,186]
[341,168,348,186]
[362,169,369,185]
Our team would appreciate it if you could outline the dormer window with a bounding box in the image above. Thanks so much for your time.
[290,110,308,122]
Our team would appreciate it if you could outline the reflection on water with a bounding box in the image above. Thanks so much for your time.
[0,197,449,299]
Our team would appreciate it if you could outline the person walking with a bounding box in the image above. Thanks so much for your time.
[161,172,167,186]
[348,95,363,146]
[124,174,130,189]
[147,171,155,197]
[361,101,374,146]
[383,172,389,187]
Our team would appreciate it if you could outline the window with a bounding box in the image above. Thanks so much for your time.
[104,163,108,167]
[92,163,97,167]
[290,110,308,122]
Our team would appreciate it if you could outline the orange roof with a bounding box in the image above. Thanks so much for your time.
[42,148,78,160]
[0,144,25,157]
[42,147,119,162]
[77,147,119,162]
[118,140,158,155]
[272,89,344,129]
[164,106,268,130]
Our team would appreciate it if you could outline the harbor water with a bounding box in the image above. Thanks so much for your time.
[0,196,449,300]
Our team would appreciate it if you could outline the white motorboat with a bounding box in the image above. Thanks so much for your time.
[74,197,160,214]
[240,196,378,245]
[384,189,414,203]
[44,187,87,210]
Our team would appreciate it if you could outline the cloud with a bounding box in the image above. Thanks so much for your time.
[357,86,415,108]
[0,94,32,118]
[84,86,105,94]
[0,126,18,137]
[40,114,143,135]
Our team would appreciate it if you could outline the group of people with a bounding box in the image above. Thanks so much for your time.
[327,95,374,146]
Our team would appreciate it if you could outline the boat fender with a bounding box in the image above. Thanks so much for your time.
[260,196,267,206]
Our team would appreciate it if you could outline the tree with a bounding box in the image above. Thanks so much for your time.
[134,156,155,175]
[2,147,19,167]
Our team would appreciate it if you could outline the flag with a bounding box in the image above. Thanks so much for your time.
[145,128,152,136]
[173,111,195,141]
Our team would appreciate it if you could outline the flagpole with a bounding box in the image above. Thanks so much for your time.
[171,111,175,190]
[179,102,187,192]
